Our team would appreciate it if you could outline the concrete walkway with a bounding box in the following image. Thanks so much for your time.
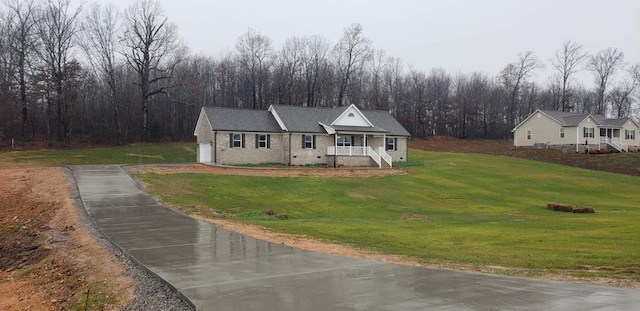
[72,165,639,311]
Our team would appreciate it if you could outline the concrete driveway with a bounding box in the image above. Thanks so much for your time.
[72,165,639,310]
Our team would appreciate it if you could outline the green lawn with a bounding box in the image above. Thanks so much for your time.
[137,149,640,279]
[0,143,196,165]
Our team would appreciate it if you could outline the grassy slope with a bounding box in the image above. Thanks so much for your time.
[0,143,196,165]
[138,149,640,277]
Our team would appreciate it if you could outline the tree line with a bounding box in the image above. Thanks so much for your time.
[1,0,639,147]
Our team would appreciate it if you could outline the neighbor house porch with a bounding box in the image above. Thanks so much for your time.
[599,128,628,152]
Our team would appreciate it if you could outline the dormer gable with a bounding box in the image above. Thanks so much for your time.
[578,115,600,126]
[330,104,374,127]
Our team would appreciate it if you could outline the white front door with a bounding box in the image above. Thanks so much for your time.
[199,142,211,163]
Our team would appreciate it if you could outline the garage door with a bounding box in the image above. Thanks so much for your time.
[199,142,212,163]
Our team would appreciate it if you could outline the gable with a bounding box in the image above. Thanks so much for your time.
[578,115,599,127]
[513,110,563,132]
[624,119,640,130]
[331,105,373,127]
[194,108,213,136]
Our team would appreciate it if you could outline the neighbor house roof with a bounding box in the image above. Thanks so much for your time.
[203,107,281,132]
[514,109,636,131]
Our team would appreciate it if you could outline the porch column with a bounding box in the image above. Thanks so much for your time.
[576,127,579,153]
[334,134,338,167]
[364,134,367,155]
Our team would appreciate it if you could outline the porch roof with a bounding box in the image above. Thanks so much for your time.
[331,125,390,134]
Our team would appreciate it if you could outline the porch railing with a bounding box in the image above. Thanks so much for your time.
[326,146,393,168]
[378,147,393,168]
[600,136,628,152]
[368,147,381,167]
[327,146,370,156]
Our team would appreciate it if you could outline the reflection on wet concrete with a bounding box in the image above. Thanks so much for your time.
[73,165,640,310]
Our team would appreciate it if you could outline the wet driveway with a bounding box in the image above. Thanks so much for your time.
[72,165,639,310]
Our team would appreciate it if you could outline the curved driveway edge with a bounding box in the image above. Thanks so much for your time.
[72,165,639,311]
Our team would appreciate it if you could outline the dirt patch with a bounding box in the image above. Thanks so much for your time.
[409,137,640,177]
[0,167,133,310]
[133,163,408,178]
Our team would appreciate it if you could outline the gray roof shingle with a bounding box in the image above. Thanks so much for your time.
[203,107,281,132]
[361,110,411,136]
[202,105,411,136]
[269,105,331,133]
[270,105,411,136]
[539,110,630,128]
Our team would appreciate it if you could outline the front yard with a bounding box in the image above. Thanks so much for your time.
[137,149,640,285]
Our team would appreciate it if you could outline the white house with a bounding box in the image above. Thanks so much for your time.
[512,109,640,152]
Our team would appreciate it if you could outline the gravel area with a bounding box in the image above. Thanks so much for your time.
[64,166,193,311]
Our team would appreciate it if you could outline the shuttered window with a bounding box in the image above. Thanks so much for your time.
[386,137,397,151]
[583,127,594,138]
[255,134,270,148]
[230,133,245,148]
[302,135,315,149]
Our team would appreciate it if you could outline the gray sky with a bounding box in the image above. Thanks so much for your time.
[109,0,639,85]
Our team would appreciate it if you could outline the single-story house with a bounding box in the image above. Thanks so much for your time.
[512,109,640,152]
[194,104,411,167]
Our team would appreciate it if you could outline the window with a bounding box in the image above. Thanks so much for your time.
[526,130,531,140]
[302,135,315,149]
[626,129,636,140]
[337,136,353,146]
[583,127,594,138]
[347,112,355,117]
[230,133,244,148]
[386,137,397,151]
[255,134,270,148]
[559,127,565,138]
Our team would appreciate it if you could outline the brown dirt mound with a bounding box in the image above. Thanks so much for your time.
[0,168,133,310]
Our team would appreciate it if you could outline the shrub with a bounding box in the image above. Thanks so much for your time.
[573,206,595,213]
[546,202,574,212]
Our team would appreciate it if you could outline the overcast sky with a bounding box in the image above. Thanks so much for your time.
[107,0,639,85]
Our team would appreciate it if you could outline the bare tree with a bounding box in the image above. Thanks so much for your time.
[383,56,403,114]
[235,28,272,109]
[589,48,624,115]
[500,51,541,130]
[333,23,371,106]
[81,3,124,145]
[122,0,183,141]
[302,35,330,107]
[609,66,639,118]
[3,0,38,143]
[368,49,385,110]
[551,40,587,112]
[275,36,304,105]
[609,83,635,118]
[34,0,81,147]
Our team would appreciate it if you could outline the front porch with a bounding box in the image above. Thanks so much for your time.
[599,128,628,152]
[325,133,393,167]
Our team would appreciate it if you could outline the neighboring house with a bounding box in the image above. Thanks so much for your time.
[512,109,640,152]
[194,104,411,167]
